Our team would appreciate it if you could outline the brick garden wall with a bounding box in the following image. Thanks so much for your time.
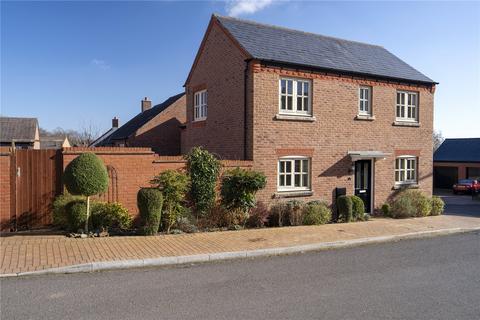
[0,147,12,230]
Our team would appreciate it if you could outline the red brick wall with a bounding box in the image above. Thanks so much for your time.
[0,147,12,230]
[125,95,186,155]
[251,64,434,210]
[182,20,250,159]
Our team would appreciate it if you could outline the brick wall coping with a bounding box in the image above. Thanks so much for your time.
[63,147,154,155]
[153,156,185,163]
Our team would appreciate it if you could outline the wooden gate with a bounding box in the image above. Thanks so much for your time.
[13,149,62,230]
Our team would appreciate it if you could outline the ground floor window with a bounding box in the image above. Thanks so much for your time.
[395,156,417,184]
[278,157,310,191]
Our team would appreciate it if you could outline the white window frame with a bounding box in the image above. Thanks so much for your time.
[277,156,311,191]
[358,86,372,116]
[396,91,418,122]
[395,156,417,185]
[194,90,207,121]
[278,78,312,116]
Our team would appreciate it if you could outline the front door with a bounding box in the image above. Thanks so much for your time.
[354,160,372,213]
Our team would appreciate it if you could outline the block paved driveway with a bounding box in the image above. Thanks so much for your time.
[2,205,479,275]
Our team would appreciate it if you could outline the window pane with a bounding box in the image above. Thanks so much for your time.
[287,96,293,110]
[285,161,291,173]
[302,160,308,172]
[281,96,286,110]
[297,97,302,111]
[281,80,286,94]
[294,174,300,187]
[304,82,309,95]
[286,175,291,186]
[280,175,285,186]
[395,171,399,182]
[287,81,292,94]
[303,97,308,111]
[297,81,302,95]
[280,161,285,173]
[295,160,301,172]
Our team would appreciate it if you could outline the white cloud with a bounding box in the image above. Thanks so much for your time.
[226,0,274,17]
[90,59,110,70]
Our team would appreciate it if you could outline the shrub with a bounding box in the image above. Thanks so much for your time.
[90,202,132,231]
[152,170,189,233]
[63,153,109,232]
[285,200,304,226]
[52,193,84,229]
[268,202,290,227]
[430,196,445,216]
[337,195,353,222]
[137,188,164,235]
[381,203,391,217]
[220,168,267,213]
[391,195,416,218]
[351,196,365,221]
[65,200,88,232]
[185,147,221,218]
[246,202,270,228]
[302,203,332,225]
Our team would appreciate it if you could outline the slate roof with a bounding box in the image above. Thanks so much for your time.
[434,138,480,163]
[0,117,38,143]
[101,93,185,143]
[215,15,435,84]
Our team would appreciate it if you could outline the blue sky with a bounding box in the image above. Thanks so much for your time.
[1,1,479,138]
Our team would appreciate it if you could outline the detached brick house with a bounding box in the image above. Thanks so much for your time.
[182,15,437,213]
[97,93,186,155]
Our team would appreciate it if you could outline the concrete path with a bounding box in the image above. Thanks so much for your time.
[1,212,479,276]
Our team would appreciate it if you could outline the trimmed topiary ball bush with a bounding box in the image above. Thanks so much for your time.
[381,203,391,217]
[350,196,365,221]
[66,200,88,232]
[337,195,353,222]
[137,188,164,235]
[302,203,332,225]
[63,153,109,232]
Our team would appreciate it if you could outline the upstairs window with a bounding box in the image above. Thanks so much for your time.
[278,157,311,191]
[395,156,417,184]
[194,90,207,121]
[279,78,311,115]
[396,91,418,122]
[358,86,372,115]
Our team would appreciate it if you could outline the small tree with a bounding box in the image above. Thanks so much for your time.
[63,153,108,233]
[137,188,163,235]
[220,168,267,214]
[185,147,221,218]
[151,170,189,233]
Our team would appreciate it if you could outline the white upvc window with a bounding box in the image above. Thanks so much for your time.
[396,91,418,122]
[395,156,417,184]
[278,157,311,191]
[358,86,372,115]
[194,90,207,121]
[279,78,311,115]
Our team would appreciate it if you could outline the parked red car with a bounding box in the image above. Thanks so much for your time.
[453,179,480,194]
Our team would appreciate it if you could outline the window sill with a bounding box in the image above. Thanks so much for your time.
[274,114,316,122]
[274,190,314,198]
[392,183,419,190]
[355,115,375,121]
[392,121,420,127]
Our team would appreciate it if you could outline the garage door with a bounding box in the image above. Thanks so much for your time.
[467,167,480,180]
[434,166,458,189]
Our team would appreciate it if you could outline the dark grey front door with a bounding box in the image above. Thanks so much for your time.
[354,160,372,213]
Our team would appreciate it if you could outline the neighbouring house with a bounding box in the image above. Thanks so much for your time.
[181,15,437,213]
[97,93,186,155]
[433,138,480,188]
[0,117,40,149]
[40,135,71,149]
[90,117,120,147]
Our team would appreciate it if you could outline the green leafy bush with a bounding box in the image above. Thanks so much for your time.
[430,196,445,216]
[286,200,305,226]
[302,202,332,225]
[152,170,189,233]
[246,201,270,228]
[220,168,267,213]
[391,190,431,218]
[185,147,221,217]
[391,195,416,218]
[52,193,84,229]
[65,200,88,232]
[63,153,109,232]
[381,203,391,217]
[137,188,164,235]
[351,196,365,221]
[90,202,132,231]
[268,202,290,227]
[337,195,353,222]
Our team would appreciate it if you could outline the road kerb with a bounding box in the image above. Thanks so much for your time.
[2,226,479,278]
